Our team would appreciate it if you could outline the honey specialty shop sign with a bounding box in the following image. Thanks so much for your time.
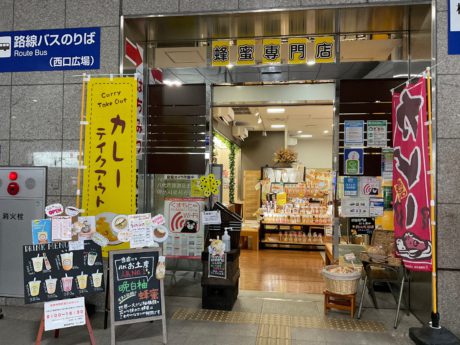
[82,77,137,255]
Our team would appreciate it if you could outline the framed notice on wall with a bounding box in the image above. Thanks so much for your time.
[109,248,167,344]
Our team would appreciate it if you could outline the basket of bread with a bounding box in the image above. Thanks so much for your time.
[322,265,362,295]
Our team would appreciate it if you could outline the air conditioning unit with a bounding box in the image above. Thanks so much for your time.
[212,107,234,125]
[232,126,249,140]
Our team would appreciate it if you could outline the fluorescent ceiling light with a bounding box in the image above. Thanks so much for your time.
[163,79,182,87]
[267,108,285,114]
[299,134,312,138]
[307,60,316,66]
[271,124,285,129]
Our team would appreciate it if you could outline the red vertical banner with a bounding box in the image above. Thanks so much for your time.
[392,78,432,272]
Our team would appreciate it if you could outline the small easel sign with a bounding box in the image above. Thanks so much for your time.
[35,297,96,345]
[109,248,167,345]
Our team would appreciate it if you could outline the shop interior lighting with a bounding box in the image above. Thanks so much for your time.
[257,116,262,124]
[227,63,234,69]
[307,60,316,66]
[254,112,260,117]
[271,124,285,128]
[299,134,313,138]
[323,130,329,134]
[297,130,303,134]
[262,131,267,136]
[267,108,285,114]
[163,79,183,87]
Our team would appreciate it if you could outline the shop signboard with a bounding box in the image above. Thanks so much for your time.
[350,218,375,235]
[164,198,206,257]
[344,120,364,146]
[367,120,388,147]
[23,241,104,304]
[212,40,230,66]
[109,248,167,344]
[448,0,460,54]
[262,38,281,64]
[44,297,86,331]
[314,36,335,63]
[82,77,137,257]
[236,39,256,65]
[392,78,432,271]
[344,148,364,175]
[343,177,359,196]
[0,27,100,72]
[288,38,307,64]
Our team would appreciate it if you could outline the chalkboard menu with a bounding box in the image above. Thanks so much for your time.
[350,217,375,235]
[23,241,104,304]
[208,253,227,279]
[110,248,164,323]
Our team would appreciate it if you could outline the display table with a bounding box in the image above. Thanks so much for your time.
[241,221,259,251]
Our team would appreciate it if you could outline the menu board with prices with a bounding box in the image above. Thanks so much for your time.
[23,241,104,304]
[208,253,227,279]
[109,248,167,345]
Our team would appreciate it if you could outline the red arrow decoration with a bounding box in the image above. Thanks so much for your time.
[125,38,143,67]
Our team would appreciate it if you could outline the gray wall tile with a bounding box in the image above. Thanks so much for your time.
[10,85,63,140]
[437,75,460,139]
[9,140,62,196]
[46,195,61,205]
[64,27,120,83]
[437,204,460,269]
[122,0,179,16]
[0,87,11,140]
[61,140,79,197]
[0,73,12,86]
[12,71,64,85]
[66,0,120,28]
[239,0,300,9]
[436,11,460,75]
[437,139,460,204]
[437,0,448,12]
[0,140,9,165]
[300,0,366,6]
[63,84,83,140]
[14,0,65,31]
[438,270,460,337]
[0,0,14,31]
[180,0,238,12]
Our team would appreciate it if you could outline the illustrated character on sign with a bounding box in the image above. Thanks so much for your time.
[181,220,198,233]
[396,232,432,260]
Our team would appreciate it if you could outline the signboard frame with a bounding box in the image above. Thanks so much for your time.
[109,247,167,345]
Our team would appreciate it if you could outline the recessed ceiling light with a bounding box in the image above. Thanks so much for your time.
[257,117,262,124]
[307,60,316,66]
[297,130,303,134]
[267,108,285,114]
[323,130,329,134]
[299,134,313,138]
[271,124,285,129]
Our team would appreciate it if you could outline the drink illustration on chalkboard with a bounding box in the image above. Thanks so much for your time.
[61,252,73,271]
[31,255,44,273]
[92,270,103,288]
[28,278,41,297]
[45,276,57,294]
[77,272,88,290]
[87,251,97,266]
[61,274,73,292]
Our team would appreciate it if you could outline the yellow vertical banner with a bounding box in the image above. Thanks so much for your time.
[236,39,256,65]
[211,40,230,66]
[82,77,137,256]
[314,36,335,63]
[262,38,281,64]
[288,38,307,64]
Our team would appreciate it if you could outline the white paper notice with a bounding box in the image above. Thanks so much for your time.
[68,240,85,251]
[44,297,86,331]
[202,211,221,225]
[51,216,72,241]
[128,213,154,248]
[341,198,370,217]
[369,197,384,217]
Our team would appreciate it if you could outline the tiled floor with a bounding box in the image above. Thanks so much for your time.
[0,289,421,345]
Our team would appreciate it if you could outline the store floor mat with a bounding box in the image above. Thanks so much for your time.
[172,308,386,333]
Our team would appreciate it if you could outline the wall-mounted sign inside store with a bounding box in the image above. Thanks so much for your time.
[0,27,100,73]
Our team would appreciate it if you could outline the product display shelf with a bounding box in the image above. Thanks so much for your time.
[259,221,330,250]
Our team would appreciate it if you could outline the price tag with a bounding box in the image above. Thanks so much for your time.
[202,211,221,225]
[344,253,356,262]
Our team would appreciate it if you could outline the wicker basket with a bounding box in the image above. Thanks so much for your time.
[322,265,362,295]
